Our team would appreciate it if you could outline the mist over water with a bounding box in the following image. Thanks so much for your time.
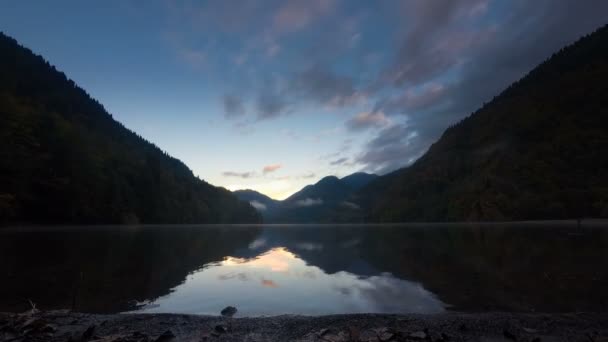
[1,223,607,316]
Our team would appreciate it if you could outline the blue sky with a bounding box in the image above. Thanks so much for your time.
[1,1,606,199]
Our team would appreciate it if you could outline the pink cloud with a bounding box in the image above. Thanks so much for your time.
[345,111,391,131]
[273,0,337,34]
[263,164,282,174]
[261,279,279,288]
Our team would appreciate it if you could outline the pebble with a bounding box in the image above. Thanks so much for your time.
[215,324,228,334]
[409,331,427,340]
[155,330,175,342]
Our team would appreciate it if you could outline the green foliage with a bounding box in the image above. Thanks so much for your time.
[0,33,260,224]
[351,25,608,222]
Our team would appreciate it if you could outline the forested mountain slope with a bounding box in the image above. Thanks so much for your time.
[352,24,608,222]
[0,33,260,224]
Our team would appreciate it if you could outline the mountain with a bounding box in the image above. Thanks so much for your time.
[340,172,379,190]
[233,189,280,215]
[247,172,377,223]
[343,24,608,222]
[0,33,260,224]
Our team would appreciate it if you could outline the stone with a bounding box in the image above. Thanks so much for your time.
[348,326,360,341]
[41,324,57,333]
[155,330,175,342]
[478,338,512,342]
[374,328,394,341]
[322,331,349,342]
[82,324,97,341]
[215,324,228,334]
[317,328,330,336]
[409,331,427,340]
[359,330,380,342]
[220,306,238,318]
[503,329,516,340]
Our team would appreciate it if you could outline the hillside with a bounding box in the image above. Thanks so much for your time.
[0,33,260,224]
[348,24,608,222]
[244,173,377,223]
[233,189,280,215]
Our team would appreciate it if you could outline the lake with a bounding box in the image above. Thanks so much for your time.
[1,223,607,316]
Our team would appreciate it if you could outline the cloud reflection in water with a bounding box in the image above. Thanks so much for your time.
[137,247,445,316]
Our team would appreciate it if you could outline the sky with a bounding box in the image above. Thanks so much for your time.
[1,1,606,199]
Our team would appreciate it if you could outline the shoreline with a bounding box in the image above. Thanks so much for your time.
[2,219,608,231]
[2,311,607,341]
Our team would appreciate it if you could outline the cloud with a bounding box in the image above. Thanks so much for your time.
[177,47,207,69]
[345,111,391,131]
[261,279,279,288]
[222,94,246,118]
[163,0,608,177]
[263,164,282,174]
[376,83,449,114]
[295,198,323,207]
[218,272,251,281]
[232,120,255,135]
[382,0,492,87]
[291,66,363,107]
[222,171,256,179]
[295,242,324,251]
[249,238,267,250]
[273,0,337,34]
[300,172,316,179]
[341,201,360,210]
[256,93,289,120]
[356,0,608,174]
[249,200,267,211]
[329,157,348,166]
[356,124,430,174]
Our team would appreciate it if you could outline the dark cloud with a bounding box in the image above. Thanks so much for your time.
[357,0,608,173]
[329,157,349,166]
[273,0,338,34]
[222,171,256,178]
[290,66,362,107]
[345,111,390,131]
[384,0,490,87]
[167,0,608,175]
[256,92,289,120]
[356,124,432,174]
[222,94,246,118]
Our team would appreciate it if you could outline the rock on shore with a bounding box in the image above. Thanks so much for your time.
[1,310,607,341]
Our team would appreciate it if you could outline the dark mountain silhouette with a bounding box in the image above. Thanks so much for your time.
[234,172,377,223]
[0,33,260,224]
[339,24,608,222]
[233,189,280,216]
[340,172,379,190]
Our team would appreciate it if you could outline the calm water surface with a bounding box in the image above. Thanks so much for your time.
[1,224,607,316]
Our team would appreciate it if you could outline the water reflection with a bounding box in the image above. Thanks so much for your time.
[136,247,444,316]
[1,223,607,315]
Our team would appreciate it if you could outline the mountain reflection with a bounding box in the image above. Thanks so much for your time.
[1,223,607,315]
[137,246,445,316]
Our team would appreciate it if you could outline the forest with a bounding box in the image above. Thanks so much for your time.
[0,33,260,224]
[341,24,608,222]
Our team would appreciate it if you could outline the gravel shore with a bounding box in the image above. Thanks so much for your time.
[2,310,608,342]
